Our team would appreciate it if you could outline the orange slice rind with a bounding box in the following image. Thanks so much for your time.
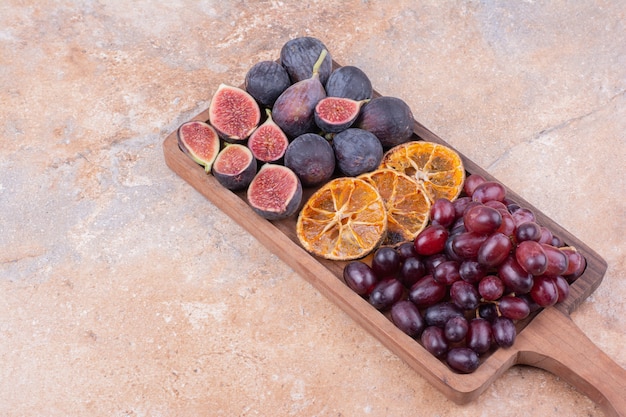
[296,177,387,260]
[358,168,431,246]
[379,141,465,203]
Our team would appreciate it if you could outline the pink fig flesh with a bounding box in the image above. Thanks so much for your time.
[177,120,221,173]
[209,84,261,142]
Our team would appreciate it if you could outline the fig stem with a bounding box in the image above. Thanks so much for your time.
[312,49,328,77]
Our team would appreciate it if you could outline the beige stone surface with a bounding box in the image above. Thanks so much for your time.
[1,1,624,416]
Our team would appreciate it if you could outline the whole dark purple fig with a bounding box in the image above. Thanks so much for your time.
[247,109,289,163]
[333,128,382,177]
[284,133,335,187]
[208,84,261,142]
[325,65,373,101]
[356,96,414,148]
[245,60,291,108]
[211,144,257,191]
[246,164,303,220]
[177,120,221,173]
[314,97,367,133]
[272,49,328,138]
[280,36,333,85]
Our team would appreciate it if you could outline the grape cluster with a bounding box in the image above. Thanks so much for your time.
[342,174,587,373]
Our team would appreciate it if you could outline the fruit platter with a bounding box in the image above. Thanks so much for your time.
[163,37,625,415]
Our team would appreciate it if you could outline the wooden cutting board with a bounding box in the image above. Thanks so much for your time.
[162,71,625,416]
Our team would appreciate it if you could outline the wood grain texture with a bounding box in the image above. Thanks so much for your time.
[163,66,624,416]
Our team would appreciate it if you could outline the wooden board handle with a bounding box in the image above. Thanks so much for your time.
[515,307,626,417]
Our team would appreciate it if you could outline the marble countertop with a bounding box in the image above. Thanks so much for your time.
[1,1,624,416]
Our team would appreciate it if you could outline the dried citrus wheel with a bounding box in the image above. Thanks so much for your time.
[358,169,431,246]
[380,141,465,203]
[296,177,387,260]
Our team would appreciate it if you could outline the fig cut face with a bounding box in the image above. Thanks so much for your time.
[177,120,221,173]
[209,84,261,142]
[314,97,366,133]
[247,164,303,220]
[212,144,257,191]
[247,110,289,163]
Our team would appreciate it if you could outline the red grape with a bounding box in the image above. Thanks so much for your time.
[471,181,506,203]
[516,240,548,276]
[477,232,512,267]
[368,278,404,310]
[430,198,456,228]
[390,300,425,338]
[446,347,479,373]
[463,173,486,196]
[421,326,449,358]
[432,260,461,285]
[515,221,542,242]
[463,204,502,235]
[444,315,469,343]
[414,224,449,256]
[467,318,493,353]
[451,231,488,260]
[371,246,401,278]
[478,275,504,301]
[541,243,569,277]
[530,275,558,307]
[408,275,446,308]
[498,255,534,294]
[423,302,464,328]
[343,261,379,296]
[399,256,426,288]
[492,316,516,348]
[450,280,479,310]
[499,295,530,320]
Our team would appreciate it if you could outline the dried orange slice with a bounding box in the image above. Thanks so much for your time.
[380,141,465,203]
[296,177,387,260]
[358,169,431,246]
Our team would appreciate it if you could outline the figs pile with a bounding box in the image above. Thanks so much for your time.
[176,36,417,220]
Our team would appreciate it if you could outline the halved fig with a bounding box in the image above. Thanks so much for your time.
[245,60,291,108]
[211,144,257,191]
[208,84,261,142]
[314,96,367,133]
[356,96,414,148]
[247,164,303,220]
[325,65,373,101]
[177,120,221,173]
[247,109,289,163]
[272,49,328,138]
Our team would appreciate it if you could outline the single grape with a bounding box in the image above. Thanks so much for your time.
[498,255,534,294]
[463,173,486,196]
[498,295,531,320]
[371,246,401,278]
[516,240,548,276]
[446,347,479,373]
[368,277,404,310]
[540,243,569,277]
[484,199,509,214]
[459,260,488,284]
[425,253,448,275]
[449,280,479,310]
[467,318,493,354]
[451,231,488,260]
[444,235,464,263]
[529,275,558,307]
[423,302,464,328]
[396,241,418,260]
[495,212,516,236]
[478,275,505,301]
[390,300,425,338]
[343,261,379,296]
[408,275,447,308]
[398,256,426,288]
[414,224,448,256]
[444,315,469,343]
[510,207,536,226]
[477,232,512,268]
[492,316,516,348]
[561,247,586,281]
[515,221,542,242]
[430,198,456,228]
[553,275,570,303]
[463,204,503,235]
[478,302,499,322]
[471,181,506,203]
[452,196,472,219]
[421,326,449,358]
[538,226,554,244]
[432,260,461,286]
